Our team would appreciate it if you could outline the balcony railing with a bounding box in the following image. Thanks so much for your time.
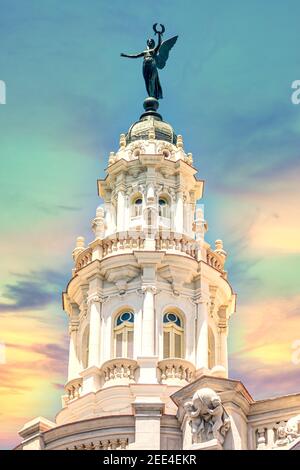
[101,358,138,387]
[157,358,195,384]
[66,438,128,450]
[63,377,82,405]
[206,249,225,274]
[74,231,225,276]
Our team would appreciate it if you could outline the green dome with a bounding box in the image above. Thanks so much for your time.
[126,97,177,145]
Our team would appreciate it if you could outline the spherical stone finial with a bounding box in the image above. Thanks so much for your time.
[177,134,183,148]
[186,152,193,165]
[76,236,85,248]
[139,97,162,120]
[143,96,159,112]
[108,151,115,165]
[72,236,85,262]
[215,239,227,258]
[215,239,223,250]
[119,133,126,148]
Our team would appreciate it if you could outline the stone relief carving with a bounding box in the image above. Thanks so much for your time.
[157,142,176,159]
[128,142,146,159]
[184,388,231,446]
[274,415,300,447]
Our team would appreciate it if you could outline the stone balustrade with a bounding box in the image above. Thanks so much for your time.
[75,248,93,271]
[74,232,227,276]
[66,438,128,450]
[101,358,138,386]
[155,233,198,258]
[63,378,82,405]
[102,232,145,257]
[74,231,202,273]
[252,420,290,449]
[157,358,195,384]
[206,249,225,273]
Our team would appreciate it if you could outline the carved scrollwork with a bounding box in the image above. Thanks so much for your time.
[274,415,300,447]
[157,142,176,159]
[184,388,231,446]
[128,142,146,159]
[141,285,157,295]
[87,294,103,306]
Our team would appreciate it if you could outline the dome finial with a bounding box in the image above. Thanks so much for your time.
[140,97,162,120]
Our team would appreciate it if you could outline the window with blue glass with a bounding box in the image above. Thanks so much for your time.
[158,197,169,218]
[132,195,143,217]
[114,311,134,358]
[163,312,184,359]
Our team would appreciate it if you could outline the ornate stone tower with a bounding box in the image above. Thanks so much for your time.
[17,98,300,451]
[49,97,234,449]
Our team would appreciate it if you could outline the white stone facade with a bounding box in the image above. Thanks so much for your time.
[17,107,300,451]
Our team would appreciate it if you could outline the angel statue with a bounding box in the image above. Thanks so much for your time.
[120,24,178,100]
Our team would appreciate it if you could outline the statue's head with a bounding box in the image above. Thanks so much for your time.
[211,397,221,408]
[147,38,155,49]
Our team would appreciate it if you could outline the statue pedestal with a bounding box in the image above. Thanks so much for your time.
[188,439,223,451]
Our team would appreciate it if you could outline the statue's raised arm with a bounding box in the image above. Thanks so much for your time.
[120,23,178,100]
[120,52,145,59]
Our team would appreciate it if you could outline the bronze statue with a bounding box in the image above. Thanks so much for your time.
[120,24,178,100]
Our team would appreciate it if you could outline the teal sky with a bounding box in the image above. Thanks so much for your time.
[0,0,300,448]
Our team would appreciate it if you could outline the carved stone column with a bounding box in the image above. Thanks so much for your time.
[117,187,126,232]
[141,285,156,357]
[88,294,102,368]
[195,297,209,371]
[217,305,228,375]
[68,308,80,382]
[175,189,184,233]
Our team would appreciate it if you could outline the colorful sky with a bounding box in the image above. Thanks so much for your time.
[1,0,300,449]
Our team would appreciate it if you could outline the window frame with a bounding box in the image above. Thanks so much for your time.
[113,312,134,359]
[158,196,170,218]
[131,195,143,218]
[163,312,184,359]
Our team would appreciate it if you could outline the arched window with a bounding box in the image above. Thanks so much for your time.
[158,197,169,218]
[163,312,184,359]
[82,326,89,369]
[114,310,134,358]
[131,196,143,217]
[208,327,215,369]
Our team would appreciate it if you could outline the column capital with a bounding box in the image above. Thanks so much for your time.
[141,285,157,295]
[87,293,104,306]
[69,319,79,334]
[217,322,228,333]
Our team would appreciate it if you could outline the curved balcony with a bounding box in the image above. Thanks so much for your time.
[74,231,201,273]
[155,233,198,259]
[74,237,226,278]
[101,358,138,388]
[75,248,92,271]
[157,358,195,385]
[63,377,82,405]
[206,249,225,274]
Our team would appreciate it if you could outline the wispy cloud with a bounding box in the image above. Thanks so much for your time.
[0,270,67,313]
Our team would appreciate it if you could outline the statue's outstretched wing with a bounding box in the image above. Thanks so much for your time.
[155,36,178,70]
